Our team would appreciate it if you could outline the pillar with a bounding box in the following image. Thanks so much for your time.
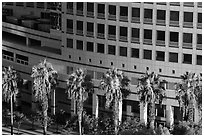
[166,105,174,129]
[92,93,99,118]
[140,102,147,126]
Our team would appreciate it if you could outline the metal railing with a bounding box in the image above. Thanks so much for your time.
[156,40,165,46]
[144,18,153,24]
[182,43,193,49]
[119,36,128,42]
[3,54,14,61]
[97,33,105,39]
[108,14,116,20]
[86,11,94,18]
[196,44,202,50]
[86,31,94,37]
[156,19,166,25]
[97,13,105,19]
[120,16,128,22]
[183,22,193,28]
[131,37,140,43]
[76,10,83,16]
[76,30,83,35]
[108,34,116,41]
[131,17,140,23]
[143,39,152,45]
[169,20,179,27]
[169,41,179,47]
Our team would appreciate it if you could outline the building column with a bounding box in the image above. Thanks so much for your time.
[26,37,30,46]
[166,105,174,129]
[92,93,99,118]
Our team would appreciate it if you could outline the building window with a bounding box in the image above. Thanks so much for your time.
[157,10,166,25]
[119,46,127,57]
[144,9,153,24]
[120,6,128,22]
[198,13,202,29]
[97,23,105,39]
[108,5,116,20]
[67,2,73,14]
[197,55,202,65]
[69,55,71,59]
[76,2,84,16]
[144,29,152,45]
[37,2,44,8]
[79,57,81,61]
[169,32,179,47]
[26,2,34,7]
[131,28,140,43]
[122,64,125,68]
[146,67,149,70]
[131,48,139,58]
[156,51,165,61]
[89,59,92,62]
[76,20,83,35]
[120,26,128,42]
[156,30,165,46]
[183,54,192,64]
[183,12,193,27]
[108,25,116,40]
[111,62,113,66]
[100,60,102,64]
[16,54,28,65]
[197,34,202,50]
[172,70,175,74]
[134,65,137,69]
[143,50,152,60]
[170,11,179,26]
[87,42,94,52]
[2,50,14,61]
[156,105,166,117]
[169,52,178,63]
[183,33,192,49]
[97,43,105,53]
[87,22,94,37]
[67,19,73,34]
[97,4,105,19]
[67,66,74,74]
[132,7,140,23]
[76,40,83,50]
[87,2,94,17]
[131,101,140,114]
[159,68,162,73]
[108,45,116,55]
[16,2,24,7]
[67,38,73,48]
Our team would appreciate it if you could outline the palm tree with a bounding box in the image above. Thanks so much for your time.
[176,72,202,124]
[31,59,57,135]
[2,66,19,135]
[100,67,130,135]
[66,68,93,135]
[136,71,166,129]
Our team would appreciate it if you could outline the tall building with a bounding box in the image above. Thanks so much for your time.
[2,2,202,127]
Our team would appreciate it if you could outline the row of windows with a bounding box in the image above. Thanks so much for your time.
[2,50,29,65]
[67,39,202,65]
[66,21,202,49]
[66,2,202,29]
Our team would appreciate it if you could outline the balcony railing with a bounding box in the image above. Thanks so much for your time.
[131,17,140,23]
[97,13,105,19]
[108,14,116,21]
[170,20,179,27]
[67,28,73,34]
[119,36,128,42]
[120,16,128,22]
[108,34,116,41]
[169,41,179,47]
[156,40,165,46]
[3,55,14,61]
[97,33,105,39]
[76,10,84,16]
[156,19,166,25]
[183,22,193,28]
[86,11,94,18]
[183,2,194,7]
[197,2,202,7]
[76,30,83,36]
[131,37,140,43]
[143,39,152,45]
[16,59,28,65]
[196,44,202,50]
[182,43,192,49]
[170,2,180,6]
[197,23,202,29]
[144,18,153,24]
[67,9,73,15]
[86,31,94,37]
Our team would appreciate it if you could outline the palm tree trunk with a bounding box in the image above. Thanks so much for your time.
[114,98,119,135]
[118,100,122,125]
[10,95,14,135]
[188,105,194,124]
[140,102,148,126]
[42,103,48,135]
[95,95,99,119]
[51,89,56,115]
[149,102,155,130]
[78,101,83,135]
